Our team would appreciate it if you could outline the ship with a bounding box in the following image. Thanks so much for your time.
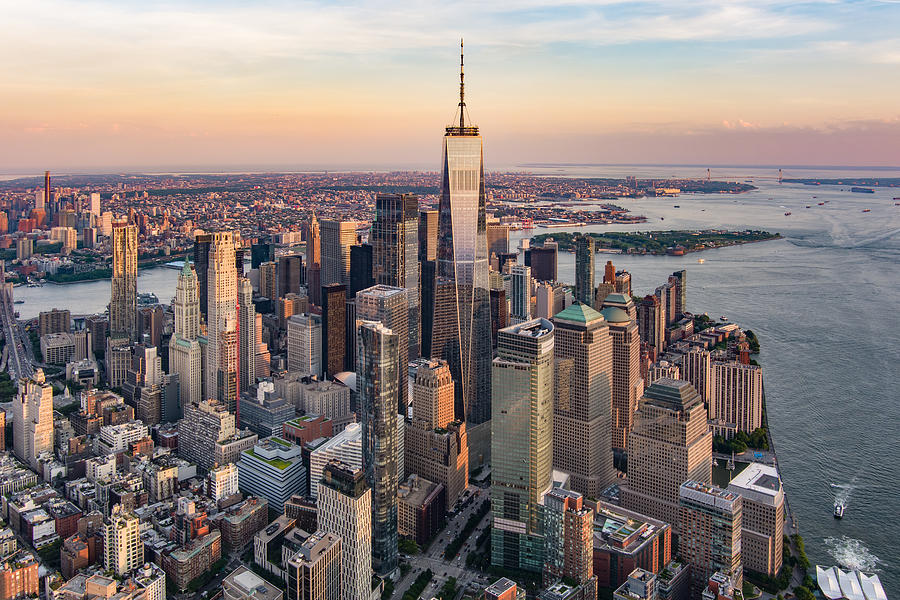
[818,202,825,205]
[851,187,875,194]
[784,212,792,216]
[862,209,871,213]
[833,501,845,519]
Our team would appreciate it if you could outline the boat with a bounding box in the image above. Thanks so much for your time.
[673,205,680,208]
[806,205,811,208]
[13,300,23,305]
[861,209,871,213]
[720,315,728,321]
[851,187,875,194]
[697,258,705,264]
[784,212,792,216]
[660,217,664,221]
[834,501,845,519]
[818,202,825,205]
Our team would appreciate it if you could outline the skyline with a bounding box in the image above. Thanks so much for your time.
[4,0,900,172]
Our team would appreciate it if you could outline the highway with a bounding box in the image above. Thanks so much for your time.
[0,284,34,381]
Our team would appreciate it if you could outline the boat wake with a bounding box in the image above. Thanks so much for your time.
[830,480,857,505]
[824,536,883,572]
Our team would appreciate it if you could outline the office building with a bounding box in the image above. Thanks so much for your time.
[670,270,687,319]
[357,321,400,575]
[491,319,555,572]
[207,232,239,412]
[238,277,257,393]
[372,193,420,359]
[178,399,258,472]
[349,243,374,297]
[104,506,143,576]
[487,223,510,257]
[207,463,240,502]
[397,474,446,547]
[710,362,763,436]
[543,489,595,592]
[259,261,278,302]
[574,235,595,305]
[726,463,784,577]
[638,296,664,357]
[193,233,213,321]
[431,48,492,426]
[526,240,558,282]
[306,213,322,305]
[237,437,307,512]
[510,265,532,323]
[679,481,743,595]
[278,255,304,298]
[405,359,468,507]
[286,531,342,600]
[321,220,355,287]
[622,379,713,535]
[321,284,347,377]
[287,314,322,377]
[40,332,76,365]
[224,566,283,600]
[615,270,632,296]
[535,282,565,320]
[552,304,615,497]
[308,423,362,499]
[110,220,138,341]
[599,305,644,453]
[356,285,409,414]
[169,263,203,409]
[489,288,508,349]
[13,370,54,471]
[239,382,295,438]
[648,361,680,386]
[317,462,372,600]
[418,209,438,262]
[251,241,275,269]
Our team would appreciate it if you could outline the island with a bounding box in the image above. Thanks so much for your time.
[531,229,781,255]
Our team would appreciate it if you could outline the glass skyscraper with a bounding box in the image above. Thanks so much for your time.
[431,42,492,424]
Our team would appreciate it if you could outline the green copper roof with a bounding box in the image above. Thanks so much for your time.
[600,306,630,324]
[553,302,604,324]
[181,258,192,276]
[604,293,630,304]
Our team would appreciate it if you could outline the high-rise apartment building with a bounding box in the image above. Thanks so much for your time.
[405,359,468,507]
[258,261,278,302]
[110,220,138,341]
[431,45,492,425]
[104,506,144,576]
[238,278,257,394]
[622,379,713,534]
[726,463,784,577]
[321,284,347,377]
[38,308,71,337]
[372,193,420,359]
[574,235,595,305]
[13,370,54,470]
[552,304,615,496]
[207,232,239,413]
[670,270,687,319]
[357,321,399,576]
[286,531,342,600]
[599,306,644,453]
[306,213,322,306]
[491,319,555,573]
[510,265,532,324]
[317,462,372,600]
[679,481,743,596]
[287,314,322,377]
[418,210,438,263]
[320,220,356,287]
[308,423,362,499]
[637,295,664,357]
[710,362,763,436]
[679,347,711,402]
[543,489,595,593]
[356,285,409,415]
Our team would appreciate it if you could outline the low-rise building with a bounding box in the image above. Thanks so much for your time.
[223,566,283,600]
[591,501,673,590]
[237,437,307,513]
[0,553,39,600]
[162,529,222,591]
[211,496,269,549]
[397,475,445,547]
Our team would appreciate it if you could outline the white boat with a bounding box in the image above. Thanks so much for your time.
[697,258,705,264]
[833,501,845,519]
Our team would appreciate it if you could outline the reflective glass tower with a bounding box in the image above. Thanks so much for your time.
[431,40,492,424]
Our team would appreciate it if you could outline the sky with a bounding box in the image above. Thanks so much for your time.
[3,0,900,172]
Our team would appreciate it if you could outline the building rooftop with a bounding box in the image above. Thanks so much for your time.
[680,480,740,510]
[726,463,783,507]
[554,302,604,325]
[594,501,670,556]
[600,306,631,324]
[485,578,517,595]
[643,378,703,411]
[224,566,283,600]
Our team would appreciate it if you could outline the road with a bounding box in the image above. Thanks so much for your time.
[393,488,494,600]
[0,284,33,380]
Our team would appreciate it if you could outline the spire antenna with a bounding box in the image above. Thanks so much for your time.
[459,38,465,128]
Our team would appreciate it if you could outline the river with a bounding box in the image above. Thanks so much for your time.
[11,165,900,589]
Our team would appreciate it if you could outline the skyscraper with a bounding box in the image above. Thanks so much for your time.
[238,277,257,394]
[207,232,239,413]
[726,463,784,578]
[543,489,596,592]
[286,314,322,377]
[670,270,687,319]
[104,506,144,576]
[491,318,555,573]
[170,261,202,408]
[321,220,356,287]
[710,361,764,435]
[356,285,409,415]
[356,321,399,576]
[13,369,54,470]
[372,193,420,359]
[286,530,342,600]
[574,235,595,305]
[317,462,372,600]
[622,378,713,534]
[321,284,347,377]
[637,295,664,357]
[679,481,743,596]
[551,304,615,497]
[193,233,213,322]
[349,243,374,298]
[418,210,438,262]
[278,255,304,298]
[599,306,644,453]
[110,219,138,341]
[432,42,492,425]
[306,213,322,306]
[258,261,278,302]
[678,346,711,402]
[510,265,532,324]
[525,241,558,283]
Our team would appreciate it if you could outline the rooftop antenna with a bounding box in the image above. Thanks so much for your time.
[459,38,466,128]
